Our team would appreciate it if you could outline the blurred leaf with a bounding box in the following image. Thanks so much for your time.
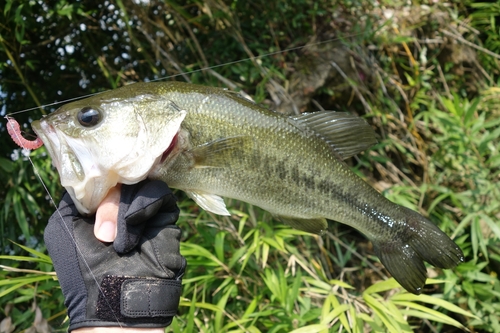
[288,324,329,333]
[391,293,479,320]
[0,157,14,173]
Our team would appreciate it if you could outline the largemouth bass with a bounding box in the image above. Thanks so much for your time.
[31,81,463,294]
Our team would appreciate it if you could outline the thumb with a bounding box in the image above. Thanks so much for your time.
[94,184,121,242]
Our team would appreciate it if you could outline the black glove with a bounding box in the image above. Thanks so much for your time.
[45,180,186,332]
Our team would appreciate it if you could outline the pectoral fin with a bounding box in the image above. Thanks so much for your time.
[189,136,254,168]
[273,215,328,234]
[186,191,231,216]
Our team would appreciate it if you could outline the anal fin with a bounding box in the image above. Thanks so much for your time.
[273,215,328,234]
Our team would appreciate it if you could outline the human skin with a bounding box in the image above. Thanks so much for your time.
[94,184,121,242]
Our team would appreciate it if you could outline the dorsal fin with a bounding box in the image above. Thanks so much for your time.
[290,111,377,160]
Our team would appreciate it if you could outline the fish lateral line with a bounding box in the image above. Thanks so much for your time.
[5,116,44,150]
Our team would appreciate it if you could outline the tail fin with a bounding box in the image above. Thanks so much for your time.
[373,207,464,294]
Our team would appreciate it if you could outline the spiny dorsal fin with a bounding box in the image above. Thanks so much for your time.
[290,111,377,160]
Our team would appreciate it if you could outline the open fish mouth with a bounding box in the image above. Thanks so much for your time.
[33,120,62,172]
[32,118,103,215]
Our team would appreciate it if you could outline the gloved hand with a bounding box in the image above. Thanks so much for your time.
[45,180,186,332]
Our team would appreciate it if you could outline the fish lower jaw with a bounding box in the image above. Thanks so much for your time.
[33,121,61,170]
[73,172,121,215]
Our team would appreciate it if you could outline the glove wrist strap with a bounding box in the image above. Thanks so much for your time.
[96,275,181,321]
[68,275,181,331]
[121,278,182,317]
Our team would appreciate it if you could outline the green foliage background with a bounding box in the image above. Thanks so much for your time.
[1,0,499,332]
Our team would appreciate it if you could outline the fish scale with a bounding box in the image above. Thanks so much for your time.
[32,81,464,294]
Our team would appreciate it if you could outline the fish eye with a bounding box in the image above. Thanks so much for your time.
[77,107,102,127]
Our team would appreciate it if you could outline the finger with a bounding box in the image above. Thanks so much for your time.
[94,184,121,242]
[113,180,176,254]
[146,225,185,278]
[123,180,175,225]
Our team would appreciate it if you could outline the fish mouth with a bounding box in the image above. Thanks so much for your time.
[32,118,110,215]
[32,120,62,171]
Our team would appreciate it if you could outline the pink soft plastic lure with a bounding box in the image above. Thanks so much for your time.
[6,117,44,150]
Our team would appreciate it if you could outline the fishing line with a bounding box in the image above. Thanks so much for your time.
[5,117,124,328]
[145,34,358,82]
[5,33,364,116]
[6,94,102,116]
